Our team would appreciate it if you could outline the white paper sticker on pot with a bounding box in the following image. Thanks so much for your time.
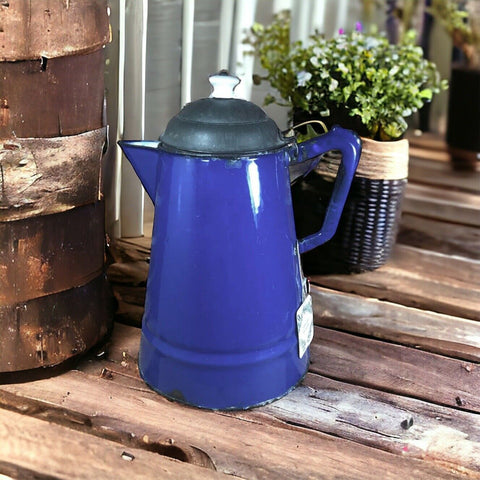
[296,294,313,358]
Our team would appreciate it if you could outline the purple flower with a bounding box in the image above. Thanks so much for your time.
[355,21,362,32]
[338,28,345,35]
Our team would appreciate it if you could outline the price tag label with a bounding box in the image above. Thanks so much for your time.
[296,294,313,358]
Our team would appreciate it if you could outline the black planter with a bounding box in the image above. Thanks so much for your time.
[292,172,407,274]
[291,110,409,274]
[446,66,480,170]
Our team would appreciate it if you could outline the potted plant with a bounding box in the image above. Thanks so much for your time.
[429,0,480,170]
[248,11,447,273]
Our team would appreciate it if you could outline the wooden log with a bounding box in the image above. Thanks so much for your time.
[0,408,232,480]
[310,244,480,321]
[0,0,110,61]
[311,285,480,362]
[0,274,113,372]
[0,49,105,138]
[0,202,105,304]
[0,128,106,222]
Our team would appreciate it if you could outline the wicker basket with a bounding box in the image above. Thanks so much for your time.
[292,136,409,274]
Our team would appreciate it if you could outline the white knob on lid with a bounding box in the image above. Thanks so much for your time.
[209,71,241,99]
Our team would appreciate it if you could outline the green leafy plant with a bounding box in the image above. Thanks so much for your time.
[429,0,480,67]
[248,11,447,141]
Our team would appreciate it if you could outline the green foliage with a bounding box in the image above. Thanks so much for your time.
[429,0,480,67]
[247,11,448,141]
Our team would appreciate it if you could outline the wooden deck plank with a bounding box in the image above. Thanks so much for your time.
[398,214,480,259]
[310,245,480,321]
[0,408,230,480]
[100,324,480,476]
[86,354,480,477]
[0,371,466,480]
[310,327,480,413]
[3,369,468,480]
[405,130,447,153]
[0,322,474,480]
[311,285,480,361]
[403,183,480,227]
[408,155,480,193]
[264,375,480,475]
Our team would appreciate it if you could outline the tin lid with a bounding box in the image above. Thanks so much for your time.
[159,71,289,156]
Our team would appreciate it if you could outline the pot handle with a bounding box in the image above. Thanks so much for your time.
[292,126,361,254]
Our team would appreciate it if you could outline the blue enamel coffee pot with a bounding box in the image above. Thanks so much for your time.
[119,72,361,410]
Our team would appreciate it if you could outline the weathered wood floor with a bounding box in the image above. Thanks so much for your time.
[0,136,479,479]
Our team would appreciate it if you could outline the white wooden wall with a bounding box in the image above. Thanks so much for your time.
[106,0,448,239]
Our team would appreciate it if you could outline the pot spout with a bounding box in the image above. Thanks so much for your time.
[118,140,160,202]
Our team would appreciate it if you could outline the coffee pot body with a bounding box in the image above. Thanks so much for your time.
[119,72,361,409]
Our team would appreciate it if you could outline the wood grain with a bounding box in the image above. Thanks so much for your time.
[0,0,110,61]
[310,326,480,413]
[310,244,480,321]
[70,323,480,477]
[398,214,480,259]
[0,50,105,138]
[0,408,232,480]
[265,375,480,474]
[0,128,106,221]
[311,285,480,361]
[102,325,480,472]
[408,155,480,194]
[403,183,480,227]
[0,367,471,480]
[0,202,105,304]
[0,274,113,372]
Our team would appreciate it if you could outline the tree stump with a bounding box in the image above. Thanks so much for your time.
[0,0,113,372]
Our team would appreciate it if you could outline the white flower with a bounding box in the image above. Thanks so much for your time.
[389,66,399,76]
[365,37,380,50]
[329,78,339,91]
[337,62,348,74]
[296,71,312,87]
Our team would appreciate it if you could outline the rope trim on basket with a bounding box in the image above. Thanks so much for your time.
[316,136,409,181]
